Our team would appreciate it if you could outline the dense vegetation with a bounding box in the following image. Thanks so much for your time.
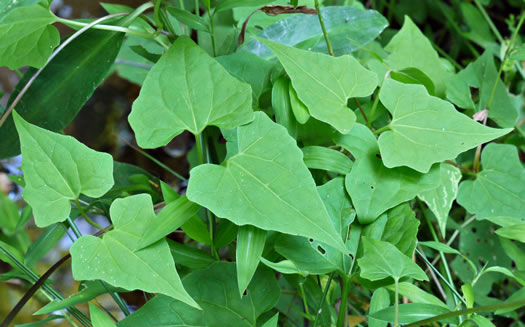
[0,0,524,326]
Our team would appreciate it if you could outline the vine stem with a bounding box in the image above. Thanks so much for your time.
[336,275,351,327]
[394,278,399,327]
[314,0,334,56]
[368,69,391,129]
[0,12,127,129]
[74,199,105,231]
[55,17,155,39]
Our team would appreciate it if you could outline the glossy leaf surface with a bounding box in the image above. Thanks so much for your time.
[14,112,114,227]
[378,79,511,173]
[258,37,377,134]
[71,194,198,309]
[187,112,347,252]
[129,36,254,148]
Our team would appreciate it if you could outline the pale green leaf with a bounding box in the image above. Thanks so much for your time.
[339,123,440,224]
[257,37,377,134]
[0,191,19,234]
[386,282,448,308]
[289,83,310,124]
[496,225,525,243]
[446,51,518,128]
[14,111,114,227]
[236,225,266,295]
[385,16,452,97]
[419,241,460,255]
[380,203,419,256]
[70,194,199,309]
[260,257,305,275]
[418,163,462,236]
[369,288,390,327]
[117,262,280,327]
[187,112,347,252]
[272,76,297,137]
[378,78,511,173]
[129,36,254,148]
[302,146,353,175]
[358,237,428,281]
[370,303,455,324]
[89,303,116,327]
[0,4,59,69]
[457,144,525,223]
[0,0,43,16]
[261,313,279,327]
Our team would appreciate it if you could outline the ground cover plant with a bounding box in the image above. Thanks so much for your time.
[0,0,524,326]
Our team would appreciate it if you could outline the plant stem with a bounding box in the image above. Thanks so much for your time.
[0,12,127,129]
[55,17,156,39]
[405,298,525,327]
[336,275,351,327]
[209,11,217,57]
[368,69,391,128]
[472,0,504,44]
[75,199,105,231]
[313,272,334,327]
[314,0,334,56]
[373,124,390,135]
[394,278,399,327]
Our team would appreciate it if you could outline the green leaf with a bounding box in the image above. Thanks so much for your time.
[418,163,462,236]
[15,315,64,327]
[386,282,448,308]
[236,225,266,295]
[89,303,116,327]
[0,191,19,234]
[244,7,388,58]
[13,112,114,227]
[0,0,43,16]
[419,241,461,255]
[257,37,377,134]
[187,112,347,252]
[358,237,428,281]
[509,44,525,60]
[272,76,297,138]
[370,303,455,324]
[339,123,440,224]
[496,225,525,242]
[35,281,124,315]
[457,144,525,224]
[378,78,511,173]
[24,224,65,267]
[446,51,518,128]
[129,36,254,148]
[302,146,353,174]
[118,262,280,327]
[260,257,305,275]
[380,203,419,256]
[261,313,279,327]
[167,239,215,269]
[385,16,452,97]
[136,195,201,249]
[0,28,124,159]
[215,0,275,12]
[289,83,310,124]
[70,194,199,309]
[369,288,390,327]
[0,4,59,69]
[390,67,436,96]
[167,7,210,32]
[217,50,274,107]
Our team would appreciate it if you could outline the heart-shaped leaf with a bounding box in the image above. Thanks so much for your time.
[70,194,199,309]
[129,36,254,148]
[378,78,512,173]
[14,112,114,227]
[257,37,377,134]
[187,112,347,252]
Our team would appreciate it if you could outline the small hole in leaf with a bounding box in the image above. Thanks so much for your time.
[243,290,248,296]
[317,245,326,255]
[471,227,477,233]
[370,186,374,189]
[309,238,314,243]
[375,154,382,159]
[348,253,354,259]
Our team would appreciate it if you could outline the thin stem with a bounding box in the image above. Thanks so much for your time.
[119,136,187,181]
[55,18,156,39]
[353,98,368,124]
[405,298,525,327]
[368,69,391,128]
[298,281,312,317]
[75,199,105,231]
[472,0,504,44]
[373,124,390,135]
[0,12,127,129]
[314,0,334,56]
[416,249,467,306]
[430,39,462,71]
[153,0,164,33]
[394,278,399,327]
[313,272,334,327]
[336,275,351,327]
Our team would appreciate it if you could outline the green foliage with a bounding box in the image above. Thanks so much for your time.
[1,1,524,326]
